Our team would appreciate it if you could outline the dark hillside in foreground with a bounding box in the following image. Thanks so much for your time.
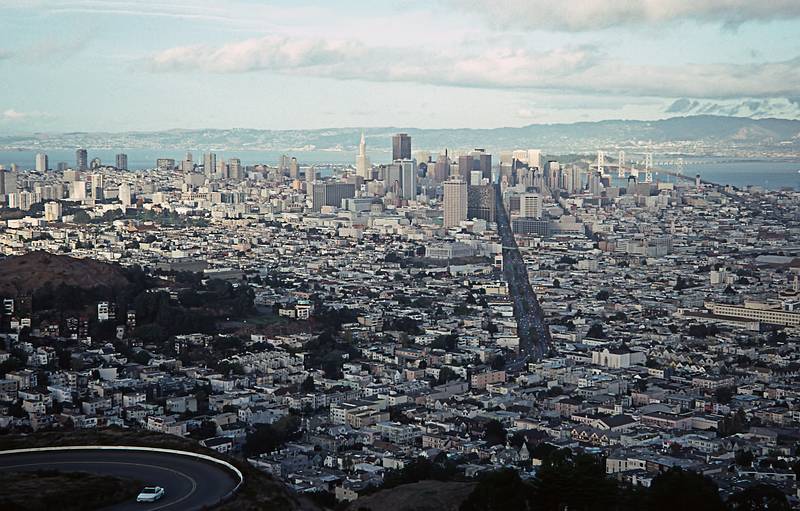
[0,251,131,296]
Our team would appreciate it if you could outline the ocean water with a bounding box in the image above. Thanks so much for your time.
[1,150,798,190]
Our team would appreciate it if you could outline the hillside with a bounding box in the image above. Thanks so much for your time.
[348,481,477,511]
[0,252,130,296]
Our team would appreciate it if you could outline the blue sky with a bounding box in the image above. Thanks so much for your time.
[1,0,800,132]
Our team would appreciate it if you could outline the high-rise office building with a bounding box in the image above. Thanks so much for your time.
[527,149,542,170]
[468,185,496,222]
[119,182,132,207]
[35,153,48,172]
[520,193,542,219]
[563,166,582,194]
[279,155,289,175]
[433,152,451,182]
[588,171,603,196]
[289,157,300,180]
[44,202,62,221]
[458,149,492,181]
[116,153,128,170]
[180,152,194,173]
[0,166,5,197]
[306,166,316,185]
[310,182,356,211]
[398,160,417,200]
[76,149,88,171]
[229,158,242,180]
[71,180,87,200]
[216,158,227,179]
[392,133,411,161]
[203,152,216,178]
[443,177,467,227]
[544,161,561,189]
[91,174,105,199]
[356,131,371,180]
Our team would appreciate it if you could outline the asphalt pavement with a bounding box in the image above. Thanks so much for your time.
[0,449,239,510]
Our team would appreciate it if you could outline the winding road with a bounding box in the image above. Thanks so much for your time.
[0,448,240,510]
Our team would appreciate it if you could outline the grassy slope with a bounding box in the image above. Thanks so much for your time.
[0,470,140,511]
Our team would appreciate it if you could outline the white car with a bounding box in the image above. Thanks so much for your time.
[136,486,165,503]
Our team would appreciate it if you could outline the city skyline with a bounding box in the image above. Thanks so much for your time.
[2,0,800,133]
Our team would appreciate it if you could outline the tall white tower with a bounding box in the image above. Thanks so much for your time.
[617,150,625,178]
[356,131,371,180]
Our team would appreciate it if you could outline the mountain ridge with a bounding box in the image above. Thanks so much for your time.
[2,115,799,153]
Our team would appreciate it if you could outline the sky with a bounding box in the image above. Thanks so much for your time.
[1,0,800,133]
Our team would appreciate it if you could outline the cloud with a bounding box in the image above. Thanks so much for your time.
[145,35,800,101]
[0,49,12,60]
[449,0,800,31]
[663,98,800,118]
[0,109,52,122]
[145,36,597,86]
[666,98,700,113]
[2,109,28,120]
[146,36,366,73]
[19,35,90,62]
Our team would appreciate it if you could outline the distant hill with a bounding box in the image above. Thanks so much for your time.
[2,115,799,153]
[0,252,130,296]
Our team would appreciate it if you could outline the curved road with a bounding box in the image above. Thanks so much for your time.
[0,449,239,510]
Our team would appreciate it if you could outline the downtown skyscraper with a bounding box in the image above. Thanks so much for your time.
[392,133,411,161]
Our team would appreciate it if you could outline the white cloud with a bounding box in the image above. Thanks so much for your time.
[146,36,366,73]
[2,109,28,120]
[145,35,800,101]
[449,0,800,31]
[1,109,51,122]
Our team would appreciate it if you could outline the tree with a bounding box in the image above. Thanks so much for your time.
[533,451,619,511]
[735,450,754,468]
[300,376,315,393]
[595,289,610,300]
[727,484,790,511]
[432,334,458,351]
[646,468,725,511]
[484,419,507,446]
[461,469,534,511]
[437,367,458,385]
[72,210,91,223]
[244,415,300,457]
[490,355,506,370]
[715,386,734,405]
[587,322,606,339]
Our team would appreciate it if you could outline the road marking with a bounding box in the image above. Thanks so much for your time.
[0,460,198,510]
